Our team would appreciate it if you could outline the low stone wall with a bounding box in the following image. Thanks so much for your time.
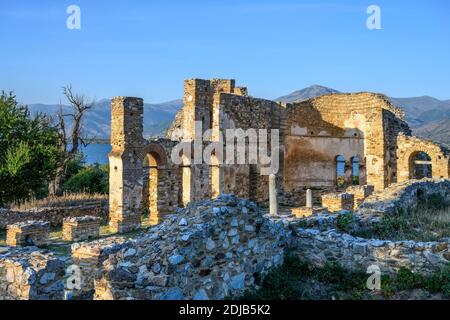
[62,216,101,242]
[358,179,450,216]
[6,221,50,247]
[292,227,450,275]
[0,247,66,300]
[76,195,291,300]
[0,200,108,229]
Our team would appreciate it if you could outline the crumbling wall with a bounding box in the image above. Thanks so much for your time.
[86,195,291,300]
[0,248,65,300]
[396,134,450,183]
[0,201,107,229]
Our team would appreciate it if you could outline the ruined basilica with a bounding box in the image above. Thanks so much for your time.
[108,78,450,231]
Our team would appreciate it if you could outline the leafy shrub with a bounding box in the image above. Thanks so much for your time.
[63,163,108,194]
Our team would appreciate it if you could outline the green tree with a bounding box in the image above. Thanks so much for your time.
[63,163,108,194]
[0,92,60,205]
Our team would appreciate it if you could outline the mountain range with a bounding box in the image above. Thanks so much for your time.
[29,85,450,145]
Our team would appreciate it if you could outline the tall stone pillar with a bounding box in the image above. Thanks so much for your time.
[306,189,313,208]
[269,174,278,216]
[109,97,144,233]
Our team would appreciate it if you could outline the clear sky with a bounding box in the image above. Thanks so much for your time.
[1,0,449,104]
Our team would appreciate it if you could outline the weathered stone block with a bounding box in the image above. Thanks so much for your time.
[321,193,354,212]
[6,221,50,247]
[346,185,375,209]
[62,216,101,242]
[291,207,324,218]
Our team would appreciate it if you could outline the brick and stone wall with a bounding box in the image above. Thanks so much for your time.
[346,185,375,209]
[62,216,101,242]
[0,247,65,300]
[321,192,354,212]
[6,221,50,247]
[0,201,107,229]
[396,134,450,183]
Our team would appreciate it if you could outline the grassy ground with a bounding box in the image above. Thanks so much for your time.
[241,254,450,300]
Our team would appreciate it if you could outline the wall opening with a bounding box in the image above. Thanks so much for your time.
[336,155,346,188]
[351,156,360,185]
[409,151,432,180]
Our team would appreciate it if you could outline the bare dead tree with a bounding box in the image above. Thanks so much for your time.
[48,85,95,196]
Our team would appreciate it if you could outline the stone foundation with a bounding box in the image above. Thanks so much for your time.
[321,193,354,212]
[62,216,101,242]
[0,201,108,229]
[0,248,65,300]
[291,207,324,218]
[6,221,50,247]
[346,185,375,209]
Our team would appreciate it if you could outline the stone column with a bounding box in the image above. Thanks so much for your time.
[269,174,278,216]
[109,96,144,233]
[306,189,313,208]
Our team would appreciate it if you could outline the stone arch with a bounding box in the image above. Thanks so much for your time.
[397,134,450,183]
[409,151,432,180]
[143,143,169,225]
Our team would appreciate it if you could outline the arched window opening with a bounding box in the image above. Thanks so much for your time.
[410,151,432,180]
[336,155,346,188]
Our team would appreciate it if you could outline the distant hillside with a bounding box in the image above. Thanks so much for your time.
[29,99,183,140]
[275,85,340,102]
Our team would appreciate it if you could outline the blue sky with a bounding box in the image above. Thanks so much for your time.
[1,0,449,104]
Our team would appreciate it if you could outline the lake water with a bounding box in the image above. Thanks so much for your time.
[80,144,111,165]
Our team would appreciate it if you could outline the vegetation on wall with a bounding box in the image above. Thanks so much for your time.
[241,254,450,300]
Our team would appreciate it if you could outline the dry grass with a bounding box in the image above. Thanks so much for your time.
[8,192,107,211]
[354,205,450,242]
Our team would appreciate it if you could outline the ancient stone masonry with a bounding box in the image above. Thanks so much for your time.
[73,195,291,300]
[321,193,354,212]
[70,237,126,299]
[109,97,145,233]
[0,200,107,229]
[62,216,101,242]
[292,227,450,275]
[396,134,450,183]
[0,247,65,300]
[346,185,375,209]
[6,221,50,247]
[286,179,450,275]
[110,78,450,230]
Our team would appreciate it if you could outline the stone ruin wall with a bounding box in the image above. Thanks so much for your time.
[396,134,450,183]
[285,93,410,196]
[0,201,107,229]
[290,180,450,275]
[109,97,145,233]
[218,93,287,202]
